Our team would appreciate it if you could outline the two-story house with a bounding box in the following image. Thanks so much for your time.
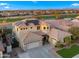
[12,20,50,51]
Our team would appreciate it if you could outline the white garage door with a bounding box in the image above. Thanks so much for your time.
[27,41,42,49]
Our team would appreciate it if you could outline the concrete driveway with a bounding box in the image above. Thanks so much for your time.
[18,44,60,58]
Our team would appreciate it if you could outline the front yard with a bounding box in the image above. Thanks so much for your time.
[57,45,79,58]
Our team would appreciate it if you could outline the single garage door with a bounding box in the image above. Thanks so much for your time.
[27,41,42,49]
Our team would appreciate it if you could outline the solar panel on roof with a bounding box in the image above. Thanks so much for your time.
[25,20,39,25]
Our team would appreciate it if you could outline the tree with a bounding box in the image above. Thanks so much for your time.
[64,36,72,45]
[3,28,12,34]
[68,26,79,39]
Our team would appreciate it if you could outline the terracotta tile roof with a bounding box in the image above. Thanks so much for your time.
[45,20,72,31]
[14,21,26,26]
[32,31,46,36]
[48,28,72,41]
[23,32,43,44]
[14,20,48,26]
[71,19,79,27]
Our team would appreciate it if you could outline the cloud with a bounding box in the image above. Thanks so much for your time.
[0,3,8,6]
[32,1,37,3]
[4,6,10,9]
[72,3,79,6]
[0,3,10,9]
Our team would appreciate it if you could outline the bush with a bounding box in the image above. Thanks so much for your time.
[68,27,79,39]
[64,36,72,45]
[55,41,64,48]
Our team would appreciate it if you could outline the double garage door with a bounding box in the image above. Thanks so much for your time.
[27,41,42,49]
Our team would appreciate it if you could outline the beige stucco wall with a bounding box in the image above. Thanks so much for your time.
[48,28,71,45]
[40,22,50,33]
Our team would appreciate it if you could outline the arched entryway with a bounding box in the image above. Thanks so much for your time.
[42,34,49,45]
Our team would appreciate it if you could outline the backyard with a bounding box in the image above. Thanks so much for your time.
[57,45,79,58]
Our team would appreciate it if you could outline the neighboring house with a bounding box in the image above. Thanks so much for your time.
[12,20,50,51]
[70,16,79,27]
[45,20,72,31]
[0,42,4,58]
[45,20,73,45]
[48,28,72,46]
[71,19,79,27]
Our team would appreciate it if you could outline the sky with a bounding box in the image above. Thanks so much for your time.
[0,1,79,10]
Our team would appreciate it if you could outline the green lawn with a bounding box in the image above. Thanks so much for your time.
[41,16,56,19]
[64,14,79,18]
[38,14,79,19]
[57,45,79,58]
[38,15,56,19]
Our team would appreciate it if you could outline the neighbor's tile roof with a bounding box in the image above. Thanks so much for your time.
[45,20,72,31]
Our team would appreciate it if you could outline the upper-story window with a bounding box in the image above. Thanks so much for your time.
[17,28,18,31]
[43,27,46,29]
[20,28,22,30]
[47,27,49,29]
[30,27,32,29]
[23,28,25,30]
[26,28,27,30]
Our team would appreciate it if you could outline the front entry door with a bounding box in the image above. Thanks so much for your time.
[42,35,49,45]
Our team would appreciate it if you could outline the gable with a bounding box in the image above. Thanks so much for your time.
[23,32,43,44]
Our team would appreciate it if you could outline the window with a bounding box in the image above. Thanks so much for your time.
[37,26,40,30]
[17,28,18,31]
[43,27,46,29]
[23,28,25,30]
[26,28,27,30]
[30,27,32,29]
[20,28,22,30]
[47,27,48,29]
